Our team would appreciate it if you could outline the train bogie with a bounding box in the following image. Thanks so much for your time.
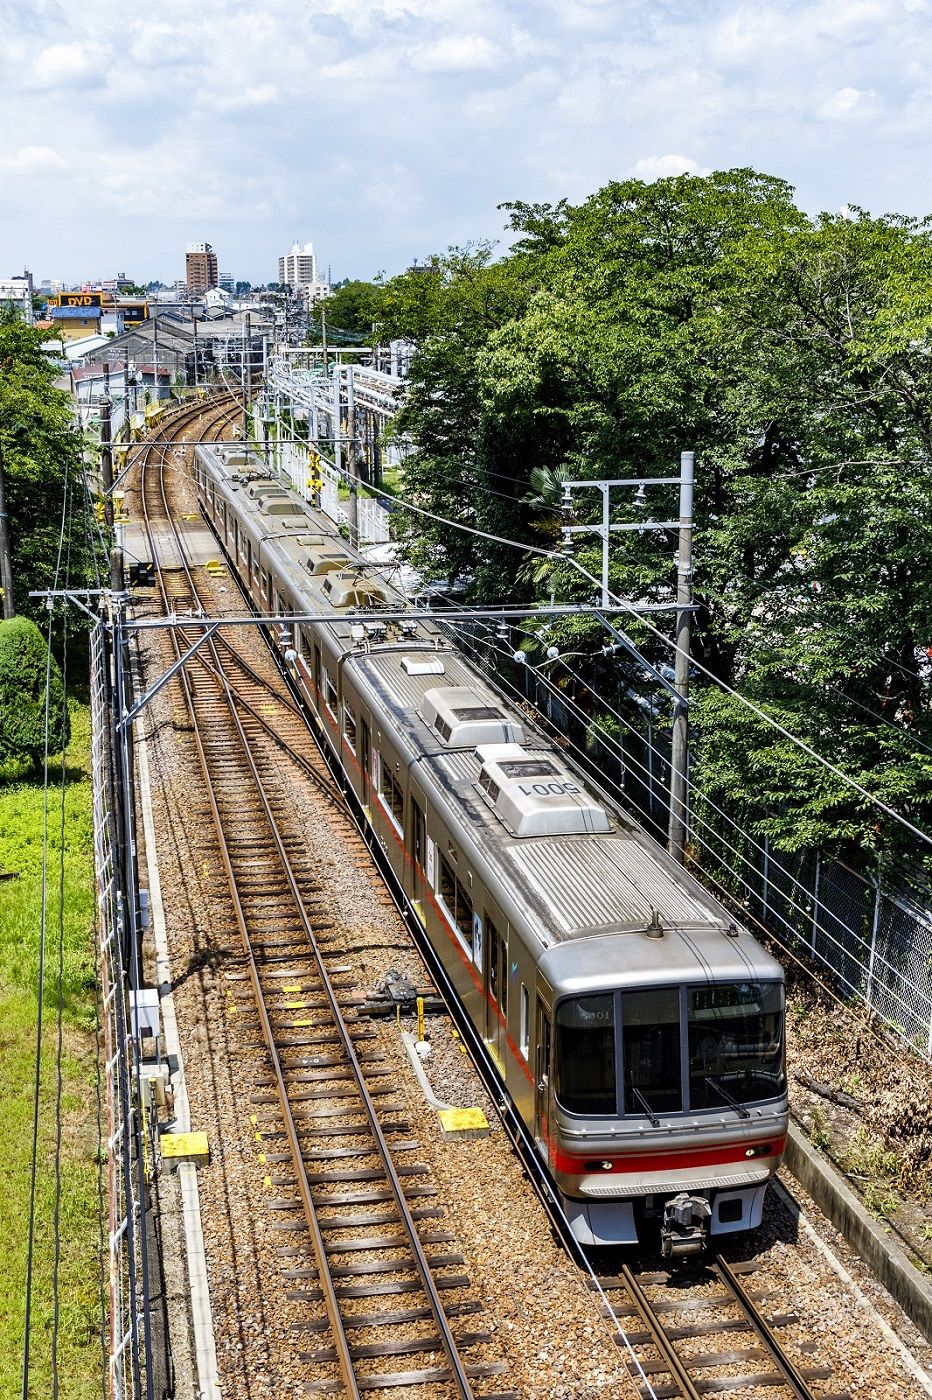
[192,442,789,1256]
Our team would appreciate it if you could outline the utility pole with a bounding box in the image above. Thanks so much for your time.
[152,315,159,410]
[346,364,359,550]
[192,314,199,393]
[667,449,695,865]
[243,311,251,439]
[100,396,114,531]
[0,442,15,619]
[321,306,328,377]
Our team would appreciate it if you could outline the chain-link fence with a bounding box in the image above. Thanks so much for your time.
[510,658,932,1061]
[90,621,150,1400]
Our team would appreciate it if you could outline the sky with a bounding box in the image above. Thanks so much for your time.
[2,0,931,287]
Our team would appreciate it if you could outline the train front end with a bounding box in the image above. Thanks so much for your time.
[540,930,788,1257]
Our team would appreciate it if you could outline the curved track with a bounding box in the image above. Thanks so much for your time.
[131,404,510,1399]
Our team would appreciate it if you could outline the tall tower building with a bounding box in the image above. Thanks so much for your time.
[278,241,318,288]
[186,242,219,294]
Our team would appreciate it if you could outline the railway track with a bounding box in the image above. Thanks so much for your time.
[591,1253,851,1399]
[132,403,513,1397]
[123,401,913,1400]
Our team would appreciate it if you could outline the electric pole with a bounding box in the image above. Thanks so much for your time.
[346,363,359,550]
[100,396,114,531]
[0,442,15,619]
[667,449,695,864]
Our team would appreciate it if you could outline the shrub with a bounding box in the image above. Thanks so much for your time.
[0,616,70,767]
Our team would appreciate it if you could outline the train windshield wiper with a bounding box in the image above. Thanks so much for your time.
[705,1075,750,1118]
[630,1085,661,1127]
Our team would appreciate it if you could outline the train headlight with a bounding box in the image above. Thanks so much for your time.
[745,1143,772,1158]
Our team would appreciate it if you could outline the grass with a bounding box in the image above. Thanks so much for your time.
[0,700,103,1398]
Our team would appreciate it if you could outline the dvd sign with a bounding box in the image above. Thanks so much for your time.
[62,292,103,309]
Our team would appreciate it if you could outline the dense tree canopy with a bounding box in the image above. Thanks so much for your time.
[370,170,932,860]
[0,310,97,642]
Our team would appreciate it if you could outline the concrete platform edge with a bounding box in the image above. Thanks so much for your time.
[136,717,221,1399]
[785,1119,932,1343]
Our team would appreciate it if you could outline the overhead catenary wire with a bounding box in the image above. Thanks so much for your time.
[369,478,932,852]
[21,470,71,1400]
[449,614,931,1056]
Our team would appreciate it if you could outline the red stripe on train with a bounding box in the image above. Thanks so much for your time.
[553,1135,785,1176]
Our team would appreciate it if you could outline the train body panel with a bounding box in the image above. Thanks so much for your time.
[193,441,789,1254]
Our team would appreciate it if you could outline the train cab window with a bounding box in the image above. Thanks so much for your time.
[438,852,472,949]
[621,987,683,1116]
[555,995,616,1115]
[379,759,404,833]
[343,701,357,753]
[411,798,425,869]
[687,982,785,1110]
[519,985,530,1058]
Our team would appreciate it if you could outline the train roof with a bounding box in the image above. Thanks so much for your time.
[196,441,783,981]
[538,925,781,996]
[350,645,771,966]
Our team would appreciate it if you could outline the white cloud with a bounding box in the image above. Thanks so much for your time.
[816,86,880,120]
[630,153,711,181]
[0,144,65,173]
[27,41,106,91]
[409,33,505,72]
[2,0,932,283]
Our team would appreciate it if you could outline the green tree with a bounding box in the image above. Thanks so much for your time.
[379,174,932,856]
[320,281,382,337]
[0,309,97,634]
[0,616,70,767]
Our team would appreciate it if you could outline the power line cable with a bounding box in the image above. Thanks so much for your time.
[451,616,930,1047]
[21,471,70,1400]
[377,479,932,851]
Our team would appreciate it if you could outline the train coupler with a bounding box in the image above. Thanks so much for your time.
[660,1192,712,1259]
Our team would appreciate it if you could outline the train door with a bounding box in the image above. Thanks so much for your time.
[484,917,508,1071]
[535,996,553,1162]
[409,785,427,924]
[360,717,372,816]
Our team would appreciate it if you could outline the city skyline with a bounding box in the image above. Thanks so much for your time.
[3,1,932,285]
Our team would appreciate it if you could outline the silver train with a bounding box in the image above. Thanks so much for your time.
[193,441,789,1256]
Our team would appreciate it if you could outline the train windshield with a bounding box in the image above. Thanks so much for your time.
[621,987,683,1115]
[555,995,616,1114]
[688,981,785,1109]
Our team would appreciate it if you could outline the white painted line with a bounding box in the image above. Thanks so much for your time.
[136,721,221,1400]
[775,1180,932,1397]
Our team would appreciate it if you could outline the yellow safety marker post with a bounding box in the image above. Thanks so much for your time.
[161,1132,211,1167]
[437,1107,490,1141]
[416,996,425,1044]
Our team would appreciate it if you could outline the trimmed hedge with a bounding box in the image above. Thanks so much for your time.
[0,616,70,766]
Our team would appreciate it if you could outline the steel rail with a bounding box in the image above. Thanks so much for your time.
[618,1263,704,1400]
[136,405,476,1399]
[137,399,364,1398]
[711,1255,820,1399]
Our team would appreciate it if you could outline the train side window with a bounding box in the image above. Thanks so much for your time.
[379,758,404,833]
[411,798,425,869]
[438,852,472,950]
[343,701,357,752]
[313,645,322,695]
[323,669,338,717]
[519,985,530,1058]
